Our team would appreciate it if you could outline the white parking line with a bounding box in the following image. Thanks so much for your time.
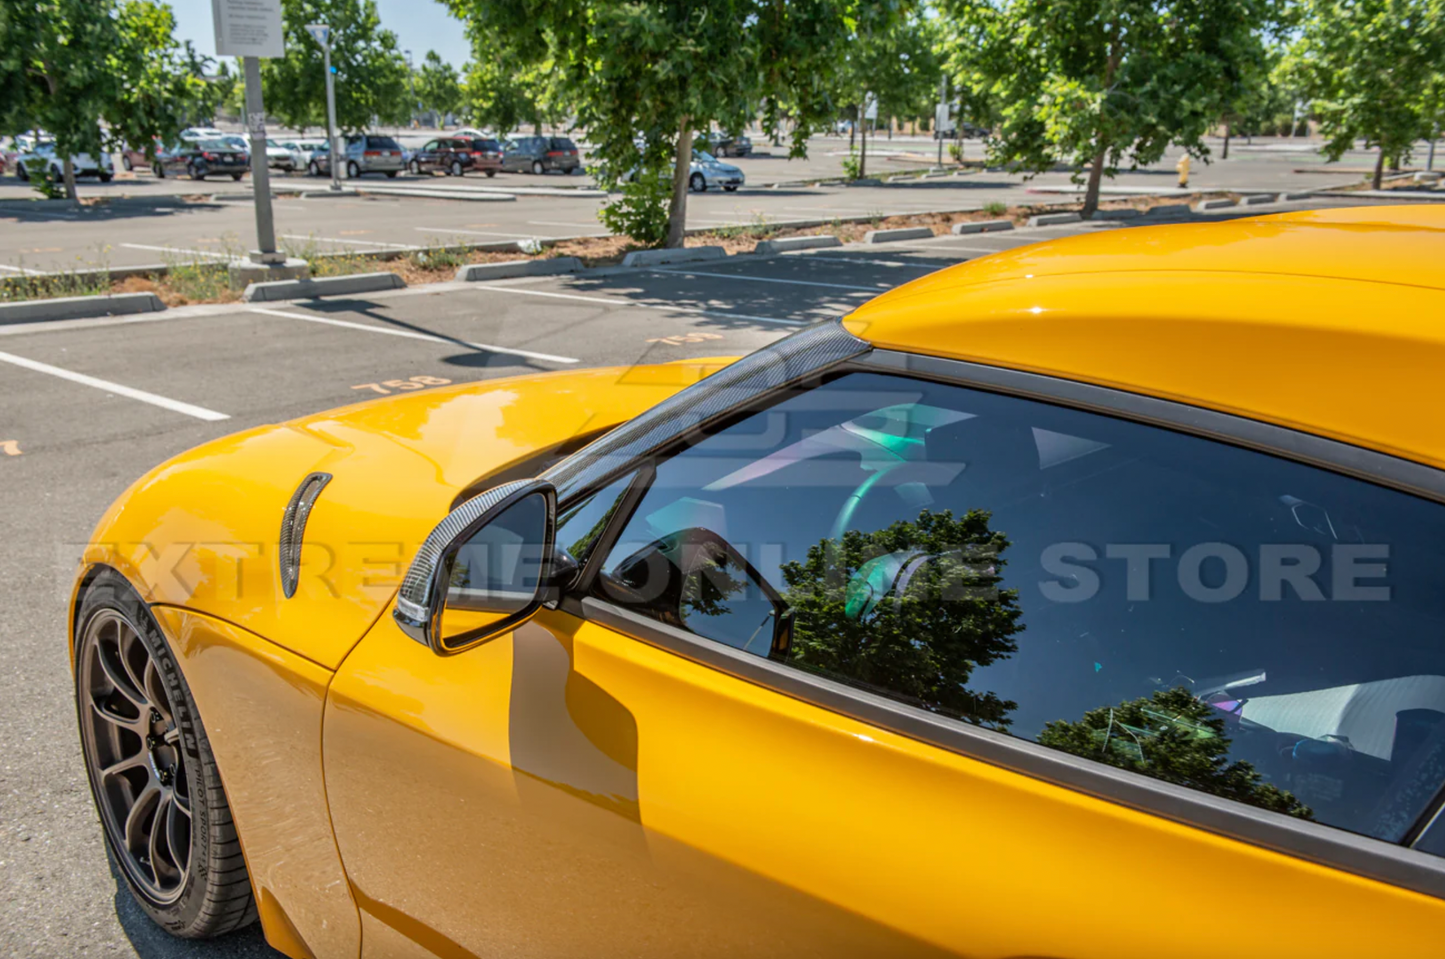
[0,263,46,276]
[798,256,935,269]
[646,267,882,293]
[526,220,608,231]
[0,350,230,421]
[477,285,804,325]
[121,243,242,261]
[249,307,580,364]
[413,226,536,239]
[282,234,420,250]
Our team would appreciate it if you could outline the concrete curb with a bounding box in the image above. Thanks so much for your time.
[754,235,843,254]
[864,226,933,243]
[346,186,517,203]
[843,178,884,187]
[1238,194,1276,206]
[1026,212,1082,227]
[0,292,164,325]
[1098,208,1142,220]
[951,219,1014,234]
[1193,198,1236,212]
[1278,191,1315,202]
[300,189,361,199]
[620,246,727,268]
[242,271,406,303]
[456,257,583,281]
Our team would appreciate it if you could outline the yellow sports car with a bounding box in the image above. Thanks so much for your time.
[72,205,1445,959]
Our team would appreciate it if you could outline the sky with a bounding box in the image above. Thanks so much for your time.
[172,0,471,68]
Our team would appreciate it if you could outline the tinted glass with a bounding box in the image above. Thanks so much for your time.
[366,135,401,149]
[594,371,1445,842]
[550,137,577,151]
[471,139,500,151]
[555,471,639,571]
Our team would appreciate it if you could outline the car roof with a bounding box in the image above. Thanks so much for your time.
[843,204,1445,470]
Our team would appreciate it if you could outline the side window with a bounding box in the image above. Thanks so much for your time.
[555,471,639,572]
[591,370,1445,843]
[422,140,438,151]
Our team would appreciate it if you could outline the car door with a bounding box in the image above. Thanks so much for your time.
[323,349,1445,957]
[417,139,439,172]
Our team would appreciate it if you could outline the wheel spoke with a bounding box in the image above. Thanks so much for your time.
[116,624,151,700]
[100,751,148,779]
[163,791,189,874]
[149,792,169,880]
[123,781,160,858]
[90,697,144,734]
[143,660,171,725]
[96,644,147,710]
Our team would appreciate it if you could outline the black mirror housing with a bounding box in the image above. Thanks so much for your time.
[394,479,557,655]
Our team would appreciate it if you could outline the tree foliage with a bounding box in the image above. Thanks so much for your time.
[448,0,861,247]
[260,0,410,133]
[460,19,569,136]
[0,0,215,199]
[830,4,939,176]
[943,0,1281,217]
[1039,687,1314,818]
[415,50,462,123]
[779,508,1025,728]
[1281,0,1445,188]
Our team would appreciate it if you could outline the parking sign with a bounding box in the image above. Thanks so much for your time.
[211,0,285,58]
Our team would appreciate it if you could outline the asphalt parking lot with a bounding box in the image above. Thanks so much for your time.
[0,136,1398,274]
[0,195,1405,957]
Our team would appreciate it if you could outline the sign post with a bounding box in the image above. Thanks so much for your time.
[213,0,307,286]
[305,23,343,192]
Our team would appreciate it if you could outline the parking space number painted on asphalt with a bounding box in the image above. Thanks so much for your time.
[1,440,22,457]
[351,375,453,395]
[646,332,725,347]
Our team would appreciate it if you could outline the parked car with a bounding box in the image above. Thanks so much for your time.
[180,126,227,141]
[263,138,298,173]
[152,138,250,180]
[502,135,581,174]
[934,121,991,139]
[276,138,327,171]
[409,137,480,177]
[70,204,1445,959]
[339,133,404,178]
[119,142,156,172]
[16,141,114,182]
[687,149,744,192]
[306,142,332,177]
[701,130,752,157]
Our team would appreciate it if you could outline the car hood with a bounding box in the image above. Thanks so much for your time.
[80,360,734,669]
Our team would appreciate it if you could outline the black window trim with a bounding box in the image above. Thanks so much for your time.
[562,342,1445,901]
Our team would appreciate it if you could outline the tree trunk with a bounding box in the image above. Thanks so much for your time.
[1081,143,1107,219]
[1222,120,1231,160]
[62,156,78,201]
[1429,139,1437,171]
[887,116,892,140]
[859,117,868,178]
[849,113,856,152]
[1372,147,1385,190]
[666,117,693,249]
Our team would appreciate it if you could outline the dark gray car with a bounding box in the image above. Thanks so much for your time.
[501,136,580,174]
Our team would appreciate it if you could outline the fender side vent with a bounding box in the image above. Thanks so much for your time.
[280,472,332,599]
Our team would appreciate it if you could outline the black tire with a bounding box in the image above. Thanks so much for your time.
[689,172,706,192]
[123,156,133,172]
[347,161,360,179]
[531,160,544,175]
[308,161,320,177]
[724,185,738,192]
[188,162,205,181]
[16,161,28,181]
[231,173,243,181]
[153,164,164,179]
[450,160,463,177]
[100,173,113,183]
[408,159,420,175]
[74,570,257,939]
[485,169,496,178]
[385,170,398,178]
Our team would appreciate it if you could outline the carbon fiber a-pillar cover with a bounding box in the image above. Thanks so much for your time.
[544,318,870,499]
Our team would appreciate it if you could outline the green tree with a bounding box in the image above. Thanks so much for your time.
[831,4,939,177]
[415,50,462,125]
[779,508,1025,728]
[943,0,1280,217]
[459,20,569,137]
[1283,0,1445,188]
[1039,687,1314,818]
[449,0,858,247]
[0,0,214,200]
[261,0,410,133]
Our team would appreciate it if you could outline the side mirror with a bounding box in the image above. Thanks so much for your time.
[394,479,557,655]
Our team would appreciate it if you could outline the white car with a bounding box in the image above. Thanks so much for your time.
[16,141,114,182]
[263,138,298,172]
[687,150,745,192]
[180,127,227,141]
[276,138,327,170]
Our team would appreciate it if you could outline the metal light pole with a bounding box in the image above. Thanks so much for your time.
[307,24,343,191]
[405,49,418,127]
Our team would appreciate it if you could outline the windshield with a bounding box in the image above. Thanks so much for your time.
[196,139,232,151]
[694,150,717,163]
[366,135,400,149]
